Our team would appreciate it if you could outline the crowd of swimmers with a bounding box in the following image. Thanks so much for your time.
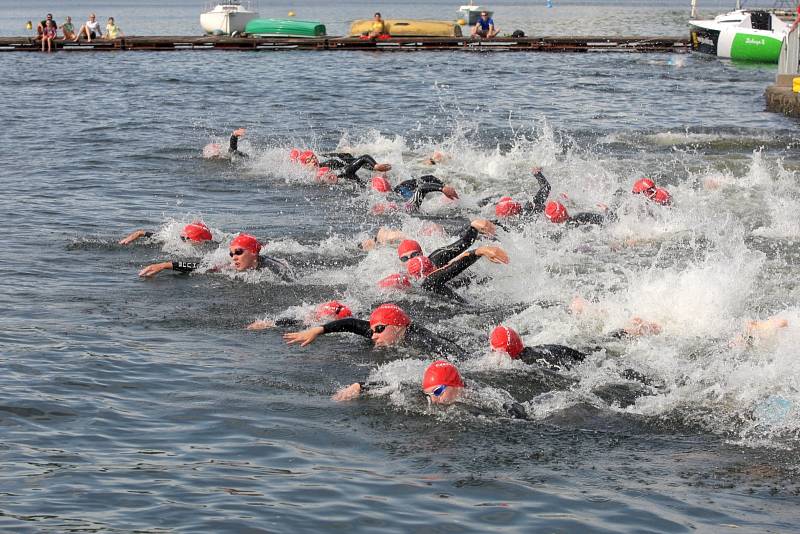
[120,129,790,419]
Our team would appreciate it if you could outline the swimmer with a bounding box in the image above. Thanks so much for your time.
[203,128,248,160]
[119,221,214,246]
[423,151,448,166]
[478,168,551,220]
[290,149,391,184]
[631,178,672,206]
[396,219,496,269]
[138,233,291,278]
[333,359,465,403]
[569,296,662,339]
[378,245,509,301]
[729,315,789,347]
[489,325,586,371]
[247,300,353,330]
[371,174,459,213]
[284,303,466,358]
[544,200,610,228]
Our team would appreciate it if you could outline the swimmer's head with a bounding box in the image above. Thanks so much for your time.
[406,256,435,279]
[314,300,352,321]
[377,273,411,291]
[369,303,411,346]
[495,196,522,217]
[423,360,465,405]
[229,233,262,271]
[652,188,671,206]
[397,239,423,261]
[490,325,524,358]
[181,221,213,243]
[298,150,318,166]
[202,143,222,159]
[371,175,392,193]
[545,201,569,224]
[632,178,656,197]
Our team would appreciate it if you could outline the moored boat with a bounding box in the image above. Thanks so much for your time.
[245,19,326,37]
[689,9,788,63]
[349,19,463,38]
[200,0,259,35]
[458,0,492,26]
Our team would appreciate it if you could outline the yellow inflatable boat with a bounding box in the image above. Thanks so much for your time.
[349,19,463,38]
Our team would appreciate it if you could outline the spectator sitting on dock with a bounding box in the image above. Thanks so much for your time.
[36,14,57,41]
[367,12,388,40]
[61,16,76,40]
[74,13,102,42]
[471,11,498,39]
[41,20,57,52]
[105,17,124,39]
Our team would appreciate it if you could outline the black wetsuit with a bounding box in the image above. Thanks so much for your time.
[393,175,449,212]
[228,134,248,158]
[478,170,551,219]
[171,255,291,279]
[319,153,378,182]
[321,318,467,359]
[518,344,586,371]
[427,224,481,268]
[565,212,607,228]
[420,250,483,302]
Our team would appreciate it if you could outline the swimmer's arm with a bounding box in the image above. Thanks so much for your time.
[422,251,481,291]
[526,169,551,214]
[284,319,372,347]
[428,225,480,267]
[119,229,154,245]
[138,260,198,277]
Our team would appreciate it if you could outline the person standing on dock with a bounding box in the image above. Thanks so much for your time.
[471,11,498,39]
[74,13,103,43]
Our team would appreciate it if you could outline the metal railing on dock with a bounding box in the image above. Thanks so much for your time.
[0,35,690,53]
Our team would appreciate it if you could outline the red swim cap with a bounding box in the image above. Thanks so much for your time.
[397,239,423,260]
[652,188,671,205]
[316,166,338,183]
[545,201,569,223]
[289,148,301,162]
[423,360,465,389]
[377,273,411,290]
[299,150,317,165]
[490,325,524,358]
[496,197,523,217]
[371,175,392,193]
[230,233,262,255]
[632,178,656,195]
[369,303,411,328]
[314,300,352,321]
[406,256,435,279]
[181,221,213,243]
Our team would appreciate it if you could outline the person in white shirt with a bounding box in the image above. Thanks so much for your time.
[74,13,103,42]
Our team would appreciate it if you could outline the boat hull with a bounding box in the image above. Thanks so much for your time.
[200,11,259,35]
[245,19,326,37]
[349,19,462,37]
[689,10,786,63]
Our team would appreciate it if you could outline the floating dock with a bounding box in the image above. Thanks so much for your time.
[0,35,690,53]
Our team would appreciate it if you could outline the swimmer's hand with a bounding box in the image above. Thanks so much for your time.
[232,128,246,137]
[531,167,543,175]
[247,319,275,330]
[283,326,324,347]
[475,246,509,264]
[375,228,406,245]
[442,185,459,200]
[470,219,496,236]
[360,237,377,251]
[119,229,147,245]
[373,163,392,172]
[138,261,173,277]
[332,382,362,402]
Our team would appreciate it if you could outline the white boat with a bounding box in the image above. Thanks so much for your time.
[689,8,789,63]
[458,0,492,26]
[200,0,259,35]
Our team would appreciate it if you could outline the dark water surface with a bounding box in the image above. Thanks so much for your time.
[2,0,800,532]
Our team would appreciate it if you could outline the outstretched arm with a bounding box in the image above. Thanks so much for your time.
[119,229,153,245]
[138,260,199,277]
[283,318,372,347]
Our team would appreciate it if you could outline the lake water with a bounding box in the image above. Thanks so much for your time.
[1,0,799,532]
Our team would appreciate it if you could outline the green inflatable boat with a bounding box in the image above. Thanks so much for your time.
[244,19,326,37]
